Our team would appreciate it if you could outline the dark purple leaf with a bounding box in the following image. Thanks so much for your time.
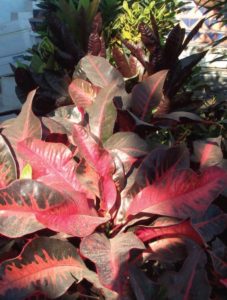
[210,238,227,279]
[131,70,168,121]
[160,243,211,300]
[129,265,160,300]
[80,232,144,294]
[192,205,227,241]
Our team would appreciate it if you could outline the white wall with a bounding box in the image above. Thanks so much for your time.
[0,0,32,24]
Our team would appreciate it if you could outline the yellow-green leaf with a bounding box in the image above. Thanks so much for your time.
[20,163,32,179]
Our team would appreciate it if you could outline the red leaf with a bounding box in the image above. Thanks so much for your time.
[68,78,98,108]
[80,232,144,294]
[220,279,227,287]
[73,125,116,211]
[36,196,109,237]
[0,180,62,237]
[2,90,42,150]
[0,135,17,188]
[131,70,168,121]
[136,219,204,246]
[126,145,189,196]
[17,138,85,195]
[0,178,108,238]
[0,237,87,299]
[127,167,227,219]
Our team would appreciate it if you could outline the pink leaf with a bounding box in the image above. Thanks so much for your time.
[2,90,42,150]
[17,137,85,195]
[127,167,227,219]
[68,78,98,108]
[0,237,87,299]
[73,125,116,211]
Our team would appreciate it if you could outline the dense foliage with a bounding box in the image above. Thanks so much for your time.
[0,55,227,299]
[13,0,187,115]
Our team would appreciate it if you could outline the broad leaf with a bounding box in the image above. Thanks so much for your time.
[145,237,187,263]
[160,243,211,300]
[80,232,145,294]
[126,145,189,196]
[77,55,124,88]
[192,205,227,242]
[73,124,116,211]
[87,83,120,142]
[20,163,32,179]
[104,132,148,173]
[105,132,148,158]
[193,137,223,168]
[131,70,168,121]
[166,51,207,98]
[2,90,42,150]
[0,180,60,237]
[0,237,87,299]
[41,117,68,136]
[127,167,227,219]
[17,138,85,195]
[76,158,100,197]
[68,78,98,108]
[51,105,84,132]
[159,111,202,122]
[0,135,17,188]
[36,196,109,237]
[210,238,227,280]
[136,219,204,247]
[129,265,161,300]
[0,177,108,238]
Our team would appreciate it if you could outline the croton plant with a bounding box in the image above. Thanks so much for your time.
[0,55,227,299]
